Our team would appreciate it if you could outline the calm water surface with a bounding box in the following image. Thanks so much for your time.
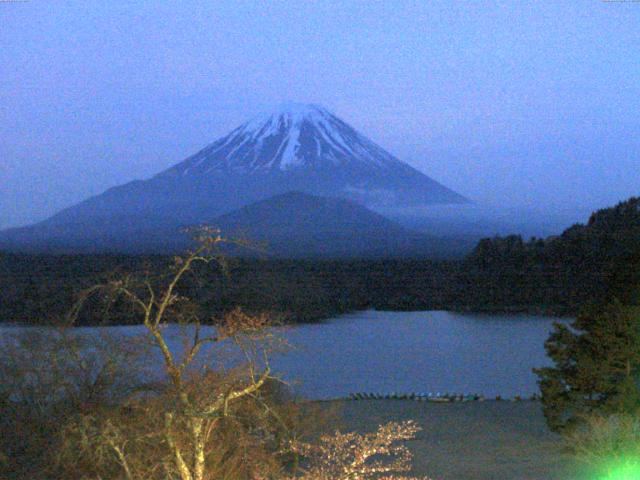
[2,310,566,400]
[272,310,564,399]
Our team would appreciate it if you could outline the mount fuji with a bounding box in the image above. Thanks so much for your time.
[157,103,466,206]
[0,103,467,253]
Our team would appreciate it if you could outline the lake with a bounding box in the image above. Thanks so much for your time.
[270,310,563,399]
[1,310,566,400]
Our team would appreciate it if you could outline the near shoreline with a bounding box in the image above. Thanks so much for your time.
[310,399,587,480]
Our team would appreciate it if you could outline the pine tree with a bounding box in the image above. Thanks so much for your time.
[534,300,640,432]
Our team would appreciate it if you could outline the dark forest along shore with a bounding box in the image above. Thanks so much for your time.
[2,310,566,400]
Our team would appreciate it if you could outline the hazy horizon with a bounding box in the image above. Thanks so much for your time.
[2,1,639,231]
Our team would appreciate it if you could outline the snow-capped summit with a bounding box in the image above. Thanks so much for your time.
[244,102,330,129]
[160,103,408,176]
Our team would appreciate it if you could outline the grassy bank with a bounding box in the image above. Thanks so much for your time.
[313,400,588,480]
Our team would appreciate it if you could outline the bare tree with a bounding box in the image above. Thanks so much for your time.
[62,228,290,480]
[0,327,145,478]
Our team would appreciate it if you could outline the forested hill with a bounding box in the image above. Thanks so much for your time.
[1,197,638,325]
[453,197,640,313]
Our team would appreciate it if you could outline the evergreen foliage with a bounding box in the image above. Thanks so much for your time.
[459,197,640,313]
[534,301,640,432]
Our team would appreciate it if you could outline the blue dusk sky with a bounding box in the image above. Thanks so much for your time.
[1,1,639,229]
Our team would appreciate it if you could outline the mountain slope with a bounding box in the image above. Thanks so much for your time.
[154,103,466,209]
[212,191,434,258]
[0,103,467,253]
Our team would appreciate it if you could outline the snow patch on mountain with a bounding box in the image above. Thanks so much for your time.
[165,103,407,177]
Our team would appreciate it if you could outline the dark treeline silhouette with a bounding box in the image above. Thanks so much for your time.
[0,254,455,325]
[459,196,640,313]
[1,197,638,325]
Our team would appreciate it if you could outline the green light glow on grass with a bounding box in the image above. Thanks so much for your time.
[600,459,640,480]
